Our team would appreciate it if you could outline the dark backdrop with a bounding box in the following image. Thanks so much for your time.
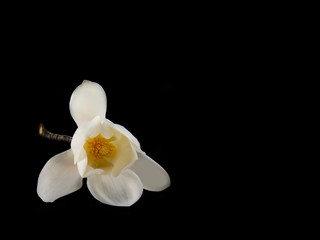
[4,53,205,237]
[1,4,291,237]
[2,12,221,236]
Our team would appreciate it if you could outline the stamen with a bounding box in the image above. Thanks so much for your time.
[39,123,72,143]
[84,134,117,169]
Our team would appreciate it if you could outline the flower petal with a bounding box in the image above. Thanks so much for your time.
[130,152,170,191]
[69,80,107,126]
[76,157,87,177]
[37,149,82,202]
[77,157,104,178]
[100,119,138,177]
[71,115,101,164]
[87,169,143,206]
[113,124,142,152]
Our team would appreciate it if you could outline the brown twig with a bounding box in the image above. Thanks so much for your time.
[39,123,72,143]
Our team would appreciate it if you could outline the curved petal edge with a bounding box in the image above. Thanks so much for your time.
[130,152,170,192]
[37,149,83,202]
[69,80,107,126]
[87,169,143,206]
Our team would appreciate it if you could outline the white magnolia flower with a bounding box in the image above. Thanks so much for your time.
[37,80,170,206]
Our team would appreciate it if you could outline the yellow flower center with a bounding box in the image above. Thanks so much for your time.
[83,134,117,169]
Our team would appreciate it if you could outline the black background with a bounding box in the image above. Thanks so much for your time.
[1,8,228,236]
[1,4,304,237]
[4,50,208,236]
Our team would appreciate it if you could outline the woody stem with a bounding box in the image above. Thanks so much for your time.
[39,123,72,143]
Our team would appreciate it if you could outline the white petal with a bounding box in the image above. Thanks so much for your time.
[71,116,101,164]
[76,157,87,177]
[109,134,138,177]
[77,157,104,178]
[72,117,138,178]
[114,124,142,152]
[98,118,117,139]
[87,169,143,206]
[100,119,138,177]
[130,152,170,191]
[69,80,107,126]
[37,149,82,202]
